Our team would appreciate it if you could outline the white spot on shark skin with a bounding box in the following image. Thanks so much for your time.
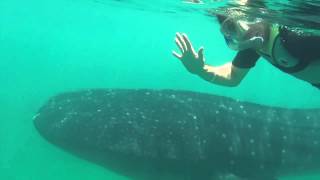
[283,136,288,140]
[282,149,286,154]
[32,113,40,120]
[314,141,319,145]
[251,151,256,156]
[125,112,130,116]
[97,109,102,112]
[247,124,252,129]
[219,104,227,109]
[170,94,176,99]
[60,117,67,124]
[193,115,197,120]
[222,133,227,139]
[228,146,233,152]
[215,110,220,114]
[58,106,62,110]
[187,98,193,102]
[250,139,255,144]
[145,92,151,95]
[240,105,244,109]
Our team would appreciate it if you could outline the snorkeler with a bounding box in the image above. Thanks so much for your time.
[172,9,320,89]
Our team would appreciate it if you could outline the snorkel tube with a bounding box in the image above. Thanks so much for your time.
[225,35,264,51]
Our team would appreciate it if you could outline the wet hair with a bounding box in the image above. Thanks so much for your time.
[216,14,228,25]
[215,0,267,25]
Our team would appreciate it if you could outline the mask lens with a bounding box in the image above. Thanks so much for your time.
[221,18,264,51]
[221,18,237,38]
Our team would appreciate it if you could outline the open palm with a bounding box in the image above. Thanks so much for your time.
[172,33,205,75]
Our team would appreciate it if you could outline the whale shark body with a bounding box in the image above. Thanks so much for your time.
[34,89,320,180]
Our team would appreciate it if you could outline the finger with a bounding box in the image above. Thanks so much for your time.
[175,38,184,53]
[172,51,182,59]
[182,33,195,53]
[176,33,187,52]
[198,47,204,60]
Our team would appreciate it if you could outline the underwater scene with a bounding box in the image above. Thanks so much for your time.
[1,0,320,179]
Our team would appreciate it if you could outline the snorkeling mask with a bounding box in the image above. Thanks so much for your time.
[221,17,265,51]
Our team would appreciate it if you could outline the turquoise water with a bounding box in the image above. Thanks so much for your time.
[1,0,320,179]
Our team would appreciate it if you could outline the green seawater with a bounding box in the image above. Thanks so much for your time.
[1,0,320,179]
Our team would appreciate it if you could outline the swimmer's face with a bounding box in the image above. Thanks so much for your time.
[221,18,259,42]
[221,18,243,40]
[221,18,265,50]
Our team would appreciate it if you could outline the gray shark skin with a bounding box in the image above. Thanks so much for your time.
[33,89,320,180]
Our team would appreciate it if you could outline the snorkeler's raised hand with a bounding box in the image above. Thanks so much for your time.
[172,33,205,75]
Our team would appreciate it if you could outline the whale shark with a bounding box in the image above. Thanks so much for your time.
[33,89,320,180]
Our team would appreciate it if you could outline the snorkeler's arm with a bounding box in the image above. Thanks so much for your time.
[198,63,250,87]
[197,49,260,87]
[172,33,260,87]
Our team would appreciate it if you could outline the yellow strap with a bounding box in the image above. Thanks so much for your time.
[257,24,279,59]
